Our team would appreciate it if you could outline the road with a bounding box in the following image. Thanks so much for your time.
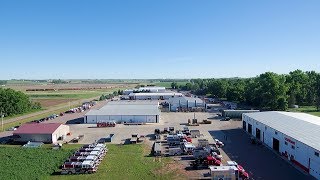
[2,96,101,125]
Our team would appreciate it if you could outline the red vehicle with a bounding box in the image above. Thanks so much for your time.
[205,156,221,166]
[184,137,192,143]
[97,122,116,128]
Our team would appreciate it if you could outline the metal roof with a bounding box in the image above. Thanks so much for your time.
[106,100,159,106]
[168,96,204,104]
[85,104,160,116]
[129,92,183,96]
[14,123,63,135]
[243,111,320,151]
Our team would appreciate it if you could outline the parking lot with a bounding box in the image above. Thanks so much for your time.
[0,105,314,179]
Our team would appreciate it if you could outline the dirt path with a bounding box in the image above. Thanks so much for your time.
[2,96,101,125]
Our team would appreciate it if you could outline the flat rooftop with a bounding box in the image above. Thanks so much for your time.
[86,103,160,116]
[244,111,320,151]
[129,92,183,96]
[106,100,159,106]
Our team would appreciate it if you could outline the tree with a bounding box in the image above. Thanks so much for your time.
[171,82,178,89]
[0,80,7,85]
[0,88,41,116]
[255,72,288,110]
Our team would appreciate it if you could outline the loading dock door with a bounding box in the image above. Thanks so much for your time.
[248,124,252,134]
[310,159,320,179]
[273,138,280,152]
[243,121,247,130]
[256,128,261,140]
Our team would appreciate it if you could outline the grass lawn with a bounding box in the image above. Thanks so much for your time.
[288,106,320,117]
[0,144,78,180]
[49,144,182,180]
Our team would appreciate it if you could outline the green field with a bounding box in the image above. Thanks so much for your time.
[288,106,320,117]
[0,144,180,180]
[50,144,180,180]
[0,145,77,180]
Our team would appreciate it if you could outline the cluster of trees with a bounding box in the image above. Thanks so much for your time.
[173,70,320,111]
[0,88,42,117]
[0,80,7,85]
[99,90,123,101]
[51,79,68,84]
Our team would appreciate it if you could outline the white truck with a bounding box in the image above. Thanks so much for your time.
[209,166,249,180]
[183,142,196,154]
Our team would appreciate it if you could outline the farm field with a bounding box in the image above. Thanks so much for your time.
[0,144,78,180]
[288,106,320,117]
[49,144,183,180]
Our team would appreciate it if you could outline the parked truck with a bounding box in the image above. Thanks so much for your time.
[167,147,183,156]
[209,165,249,180]
[191,156,221,169]
[61,161,97,175]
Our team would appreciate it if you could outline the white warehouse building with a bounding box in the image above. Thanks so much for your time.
[129,92,183,100]
[85,101,161,123]
[242,111,320,179]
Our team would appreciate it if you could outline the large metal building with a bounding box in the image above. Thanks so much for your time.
[129,92,183,100]
[13,123,70,143]
[85,101,161,123]
[242,111,320,179]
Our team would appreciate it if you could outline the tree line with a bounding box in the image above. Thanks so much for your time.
[172,70,320,111]
[99,90,124,101]
[0,88,42,117]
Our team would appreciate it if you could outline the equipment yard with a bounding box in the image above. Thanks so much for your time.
[1,107,311,179]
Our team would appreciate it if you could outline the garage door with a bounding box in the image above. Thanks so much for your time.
[310,159,320,179]
[147,116,156,123]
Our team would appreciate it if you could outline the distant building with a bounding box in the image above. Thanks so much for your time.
[243,111,320,179]
[13,123,70,143]
[123,87,166,95]
[85,101,161,123]
[168,97,205,112]
[129,92,183,100]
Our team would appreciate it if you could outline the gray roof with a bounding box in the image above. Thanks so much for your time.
[86,104,160,116]
[244,111,320,150]
[129,92,183,96]
[106,100,159,106]
[168,96,204,104]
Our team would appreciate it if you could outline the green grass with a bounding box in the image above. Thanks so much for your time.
[0,145,77,180]
[49,144,179,180]
[3,108,44,121]
[288,106,320,117]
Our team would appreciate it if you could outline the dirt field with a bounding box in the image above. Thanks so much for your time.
[6,83,135,92]
[33,99,74,108]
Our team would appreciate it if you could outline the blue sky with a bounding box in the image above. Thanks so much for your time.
[0,0,319,79]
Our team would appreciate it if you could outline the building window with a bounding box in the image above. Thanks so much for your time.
[291,145,295,149]
[285,142,288,145]
[275,131,278,135]
[315,152,319,157]
[265,126,267,130]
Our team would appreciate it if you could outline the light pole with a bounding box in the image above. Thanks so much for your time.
[1,112,4,132]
